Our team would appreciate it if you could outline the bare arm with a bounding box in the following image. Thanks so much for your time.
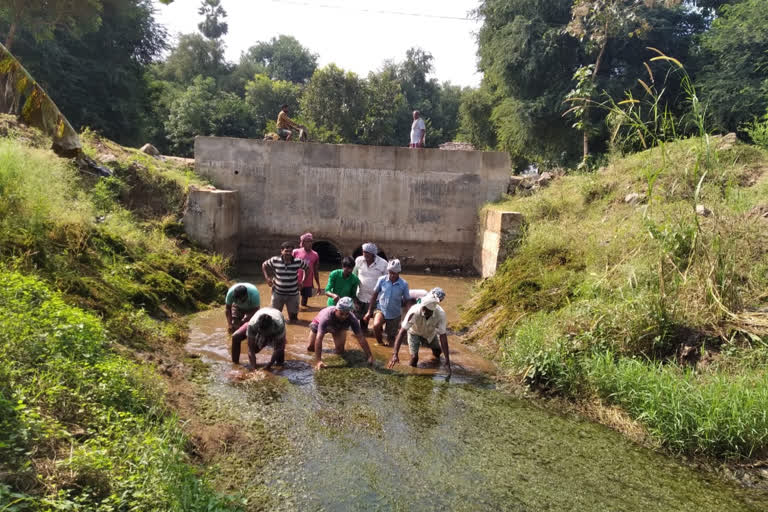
[439,333,451,375]
[314,330,327,369]
[225,304,233,332]
[356,332,374,365]
[364,290,380,321]
[313,259,321,290]
[266,335,286,370]
[262,260,273,287]
[247,333,258,370]
[387,328,407,368]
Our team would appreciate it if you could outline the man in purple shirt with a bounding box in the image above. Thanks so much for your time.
[306,297,373,370]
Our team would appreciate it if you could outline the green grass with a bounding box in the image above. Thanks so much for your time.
[0,270,239,511]
[465,136,768,459]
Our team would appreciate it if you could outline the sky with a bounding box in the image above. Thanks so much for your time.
[152,0,484,87]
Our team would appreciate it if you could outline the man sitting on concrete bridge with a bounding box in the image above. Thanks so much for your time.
[276,104,307,141]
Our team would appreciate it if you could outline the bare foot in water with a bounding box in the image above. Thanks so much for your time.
[306,343,315,352]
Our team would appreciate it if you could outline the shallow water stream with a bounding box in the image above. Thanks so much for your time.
[187,273,768,511]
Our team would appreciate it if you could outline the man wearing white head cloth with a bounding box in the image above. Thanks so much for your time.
[388,294,451,375]
[364,258,410,346]
[353,242,388,332]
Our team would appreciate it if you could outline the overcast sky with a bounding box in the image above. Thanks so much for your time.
[152,0,483,87]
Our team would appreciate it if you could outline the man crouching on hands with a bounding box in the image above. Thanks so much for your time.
[387,294,451,376]
[245,307,287,371]
[308,297,374,370]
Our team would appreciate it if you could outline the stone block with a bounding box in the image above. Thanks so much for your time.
[183,188,239,258]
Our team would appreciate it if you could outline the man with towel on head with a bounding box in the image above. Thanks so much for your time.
[364,259,410,346]
[307,297,374,370]
[353,242,388,332]
[388,290,451,375]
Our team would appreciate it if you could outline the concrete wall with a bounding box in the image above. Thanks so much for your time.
[194,137,510,267]
[473,209,525,278]
[183,187,239,258]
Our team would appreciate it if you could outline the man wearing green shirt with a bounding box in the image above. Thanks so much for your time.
[324,256,360,306]
[225,283,261,334]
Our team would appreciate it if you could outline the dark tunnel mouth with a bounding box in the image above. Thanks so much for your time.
[313,240,343,266]
[351,245,387,261]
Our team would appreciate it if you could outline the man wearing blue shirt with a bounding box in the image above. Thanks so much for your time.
[364,259,410,346]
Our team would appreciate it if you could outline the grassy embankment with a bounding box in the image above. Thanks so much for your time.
[0,116,260,510]
[461,135,768,465]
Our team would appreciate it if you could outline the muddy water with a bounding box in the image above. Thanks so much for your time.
[187,273,768,511]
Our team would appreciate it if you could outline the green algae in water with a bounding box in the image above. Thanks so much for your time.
[200,364,768,512]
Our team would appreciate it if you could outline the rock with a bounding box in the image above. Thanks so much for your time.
[695,204,712,217]
[424,267,431,273]
[624,192,647,205]
[507,176,526,195]
[716,132,738,151]
[536,171,554,186]
[140,143,160,156]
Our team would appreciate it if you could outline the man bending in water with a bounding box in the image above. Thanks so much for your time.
[307,297,374,370]
[241,307,287,370]
[388,294,451,376]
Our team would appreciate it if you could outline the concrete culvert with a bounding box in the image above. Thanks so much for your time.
[313,241,343,266]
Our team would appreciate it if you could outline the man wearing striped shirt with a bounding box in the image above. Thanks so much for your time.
[261,241,309,323]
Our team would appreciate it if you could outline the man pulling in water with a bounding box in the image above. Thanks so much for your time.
[307,297,374,370]
[387,293,451,376]
[245,307,287,370]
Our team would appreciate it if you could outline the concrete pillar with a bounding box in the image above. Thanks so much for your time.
[183,187,240,259]
[474,209,525,278]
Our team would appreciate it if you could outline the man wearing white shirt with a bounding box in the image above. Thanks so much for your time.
[387,295,451,375]
[353,242,388,332]
[409,110,426,148]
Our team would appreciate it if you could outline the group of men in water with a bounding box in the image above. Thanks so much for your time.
[224,233,451,374]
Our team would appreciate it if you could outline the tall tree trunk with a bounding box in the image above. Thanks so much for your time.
[4,22,17,52]
[582,40,607,162]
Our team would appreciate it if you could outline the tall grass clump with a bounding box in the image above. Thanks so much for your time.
[0,270,238,510]
[465,51,768,460]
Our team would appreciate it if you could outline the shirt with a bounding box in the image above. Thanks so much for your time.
[311,306,362,335]
[410,117,426,144]
[353,255,388,303]
[224,283,260,310]
[246,307,286,340]
[277,110,300,130]
[325,269,361,306]
[292,247,319,287]
[402,303,447,340]
[264,256,308,295]
[373,275,410,320]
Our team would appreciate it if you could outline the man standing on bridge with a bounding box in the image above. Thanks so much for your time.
[353,242,388,332]
[262,241,308,323]
[409,110,426,148]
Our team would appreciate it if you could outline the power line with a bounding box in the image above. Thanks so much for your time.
[269,0,476,22]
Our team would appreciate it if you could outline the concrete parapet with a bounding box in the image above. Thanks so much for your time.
[194,137,510,267]
[183,187,240,258]
[474,209,525,278]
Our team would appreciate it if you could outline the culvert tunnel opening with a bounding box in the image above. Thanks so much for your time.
[313,241,343,267]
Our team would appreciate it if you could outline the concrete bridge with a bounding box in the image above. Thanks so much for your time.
[186,136,511,270]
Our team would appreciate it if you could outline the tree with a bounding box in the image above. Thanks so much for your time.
[165,76,259,156]
[5,0,167,145]
[244,73,302,131]
[358,69,408,146]
[458,86,497,150]
[197,0,227,40]
[300,64,366,142]
[159,32,229,85]
[1,0,102,51]
[697,0,768,132]
[565,0,683,161]
[241,35,318,83]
